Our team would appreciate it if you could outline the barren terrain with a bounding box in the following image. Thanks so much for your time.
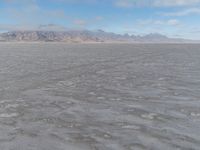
[0,43,200,150]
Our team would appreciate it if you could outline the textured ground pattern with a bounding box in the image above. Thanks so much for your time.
[0,43,200,150]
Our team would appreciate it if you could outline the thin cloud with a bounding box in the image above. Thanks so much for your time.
[38,24,68,31]
[138,19,180,26]
[4,0,200,8]
[163,8,200,16]
[115,0,150,8]
[48,0,98,4]
[115,0,200,7]
[153,0,200,7]
[0,24,68,31]
[95,16,104,21]
[167,19,180,25]
[73,19,87,26]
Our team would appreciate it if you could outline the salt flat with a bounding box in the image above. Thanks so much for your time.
[0,43,200,150]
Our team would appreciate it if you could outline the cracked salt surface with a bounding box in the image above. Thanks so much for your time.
[0,43,200,150]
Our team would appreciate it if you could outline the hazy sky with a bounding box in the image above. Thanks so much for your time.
[0,0,200,39]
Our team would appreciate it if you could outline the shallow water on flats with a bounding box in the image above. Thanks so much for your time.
[0,43,200,150]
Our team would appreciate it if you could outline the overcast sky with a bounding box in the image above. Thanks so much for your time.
[0,0,200,39]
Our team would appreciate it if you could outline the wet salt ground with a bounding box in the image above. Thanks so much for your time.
[0,43,200,150]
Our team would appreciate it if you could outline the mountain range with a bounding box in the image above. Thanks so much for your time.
[0,30,197,43]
